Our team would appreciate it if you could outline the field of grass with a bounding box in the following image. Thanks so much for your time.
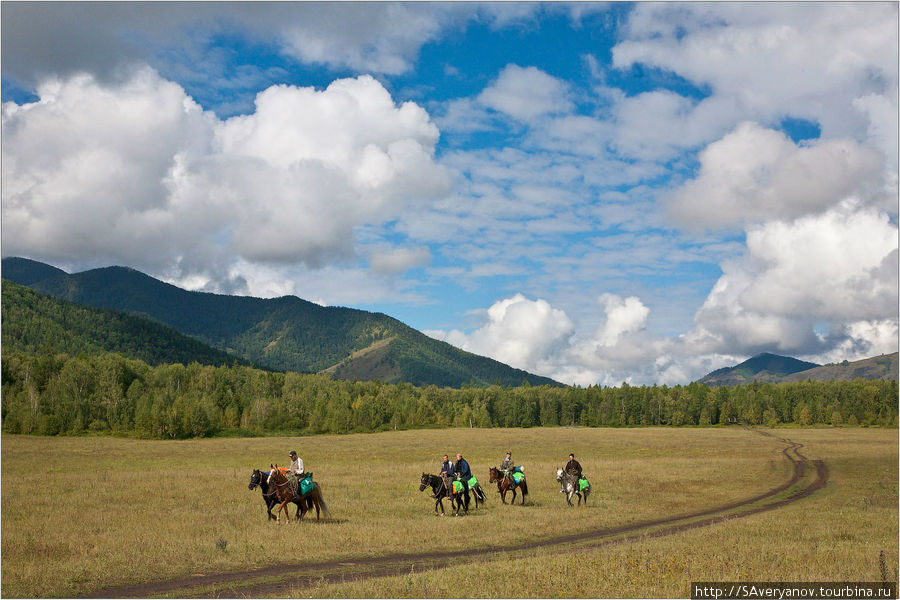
[2,426,896,598]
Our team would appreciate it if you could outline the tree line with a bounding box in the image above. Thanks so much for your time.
[2,349,897,438]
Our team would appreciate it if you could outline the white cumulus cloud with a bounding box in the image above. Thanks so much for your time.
[477,64,574,122]
[2,69,448,287]
[667,122,885,230]
[426,294,574,375]
[688,201,899,357]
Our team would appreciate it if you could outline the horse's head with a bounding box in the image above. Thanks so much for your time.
[488,467,499,483]
[419,473,430,492]
[249,469,262,490]
[556,467,565,481]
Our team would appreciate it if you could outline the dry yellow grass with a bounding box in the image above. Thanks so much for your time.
[1,426,894,598]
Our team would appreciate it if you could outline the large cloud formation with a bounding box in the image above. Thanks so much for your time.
[668,122,885,229]
[425,3,898,385]
[2,69,447,286]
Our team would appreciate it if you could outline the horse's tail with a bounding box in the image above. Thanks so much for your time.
[520,478,529,496]
[316,484,329,518]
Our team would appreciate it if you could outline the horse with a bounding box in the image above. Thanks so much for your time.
[419,473,469,516]
[557,468,590,506]
[488,467,528,505]
[266,465,329,522]
[469,480,487,508]
[249,468,312,520]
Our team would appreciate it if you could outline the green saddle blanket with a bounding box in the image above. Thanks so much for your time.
[452,480,464,494]
[578,476,590,491]
[299,476,315,495]
[467,475,478,488]
[512,472,524,484]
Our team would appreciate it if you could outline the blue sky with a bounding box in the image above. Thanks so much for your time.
[2,2,897,385]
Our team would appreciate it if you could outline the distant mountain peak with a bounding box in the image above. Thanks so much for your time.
[698,352,820,386]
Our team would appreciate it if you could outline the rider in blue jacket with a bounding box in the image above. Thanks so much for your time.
[454,453,471,481]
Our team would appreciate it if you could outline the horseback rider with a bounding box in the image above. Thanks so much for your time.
[439,454,455,497]
[501,451,517,490]
[288,450,304,496]
[565,453,582,479]
[454,453,471,482]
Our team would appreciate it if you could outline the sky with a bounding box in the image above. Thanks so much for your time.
[2,2,898,386]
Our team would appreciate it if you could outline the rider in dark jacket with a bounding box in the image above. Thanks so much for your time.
[454,453,471,481]
[565,453,583,478]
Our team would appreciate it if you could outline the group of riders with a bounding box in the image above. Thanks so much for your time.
[434,450,587,498]
[276,448,588,500]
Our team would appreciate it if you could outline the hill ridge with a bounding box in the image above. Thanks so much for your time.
[2,257,559,388]
[698,351,896,386]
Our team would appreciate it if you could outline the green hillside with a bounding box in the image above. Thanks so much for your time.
[781,353,899,382]
[1,280,250,367]
[2,258,558,388]
[697,351,896,386]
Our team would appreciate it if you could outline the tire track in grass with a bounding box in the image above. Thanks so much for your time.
[84,428,828,599]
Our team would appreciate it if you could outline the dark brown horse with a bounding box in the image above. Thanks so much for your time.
[249,469,312,520]
[419,473,469,516]
[488,467,528,505]
[266,465,329,522]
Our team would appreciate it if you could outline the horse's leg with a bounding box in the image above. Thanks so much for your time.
[298,495,308,521]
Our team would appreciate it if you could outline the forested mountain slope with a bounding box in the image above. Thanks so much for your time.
[2,257,558,387]
[2,280,250,367]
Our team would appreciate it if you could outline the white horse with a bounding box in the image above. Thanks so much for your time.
[556,467,590,506]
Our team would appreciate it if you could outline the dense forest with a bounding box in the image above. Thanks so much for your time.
[2,349,896,438]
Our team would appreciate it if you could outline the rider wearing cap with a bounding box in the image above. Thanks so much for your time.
[501,451,516,490]
[289,450,304,476]
[288,450,304,496]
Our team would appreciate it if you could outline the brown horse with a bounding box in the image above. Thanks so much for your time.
[488,467,528,505]
[266,464,329,522]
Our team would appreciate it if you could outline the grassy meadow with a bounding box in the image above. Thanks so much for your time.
[2,426,896,597]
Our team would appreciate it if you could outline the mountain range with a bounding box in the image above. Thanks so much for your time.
[697,351,898,386]
[2,257,558,388]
